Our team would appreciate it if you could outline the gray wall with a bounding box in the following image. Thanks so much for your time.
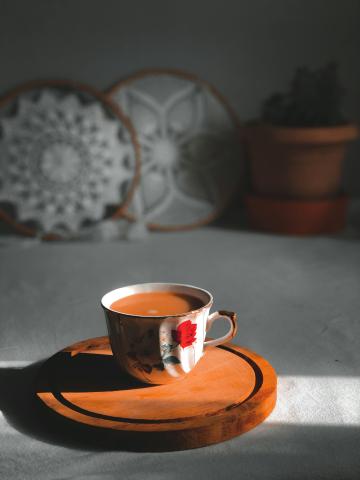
[0,0,359,193]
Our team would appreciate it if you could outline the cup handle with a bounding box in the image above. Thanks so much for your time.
[203,310,237,348]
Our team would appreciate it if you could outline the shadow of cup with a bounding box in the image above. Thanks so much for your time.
[0,358,158,452]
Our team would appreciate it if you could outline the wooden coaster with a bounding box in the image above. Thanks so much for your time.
[36,336,277,451]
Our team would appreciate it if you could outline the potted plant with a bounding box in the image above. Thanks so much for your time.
[244,63,359,235]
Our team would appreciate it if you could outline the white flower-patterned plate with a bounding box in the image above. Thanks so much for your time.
[0,80,140,238]
[108,69,243,231]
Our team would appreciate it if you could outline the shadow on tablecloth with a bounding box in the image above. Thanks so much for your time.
[0,362,360,462]
[0,362,150,452]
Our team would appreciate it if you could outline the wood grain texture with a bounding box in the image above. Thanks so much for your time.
[36,336,277,451]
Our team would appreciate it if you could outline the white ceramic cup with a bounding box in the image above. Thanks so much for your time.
[101,282,237,384]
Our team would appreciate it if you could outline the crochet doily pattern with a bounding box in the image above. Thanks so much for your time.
[109,70,243,230]
[0,83,138,235]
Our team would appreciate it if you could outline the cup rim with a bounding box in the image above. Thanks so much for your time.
[101,282,213,318]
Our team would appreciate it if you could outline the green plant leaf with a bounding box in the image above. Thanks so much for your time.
[160,344,173,354]
[163,356,181,365]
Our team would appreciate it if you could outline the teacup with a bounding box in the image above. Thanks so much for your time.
[101,282,237,384]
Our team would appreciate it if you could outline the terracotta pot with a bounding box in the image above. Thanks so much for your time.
[244,124,359,198]
[245,193,348,235]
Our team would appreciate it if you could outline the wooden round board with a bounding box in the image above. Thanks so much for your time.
[35,336,277,451]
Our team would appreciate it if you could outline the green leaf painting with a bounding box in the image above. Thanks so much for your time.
[163,356,181,365]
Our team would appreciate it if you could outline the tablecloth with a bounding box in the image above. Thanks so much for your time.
[1,227,359,479]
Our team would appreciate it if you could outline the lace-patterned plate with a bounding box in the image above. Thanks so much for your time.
[0,80,140,238]
[108,69,243,231]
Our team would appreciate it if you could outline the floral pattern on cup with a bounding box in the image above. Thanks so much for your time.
[125,328,164,375]
[160,320,197,367]
[171,320,197,348]
[125,320,198,377]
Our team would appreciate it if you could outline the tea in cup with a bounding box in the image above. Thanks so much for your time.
[101,283,237,384]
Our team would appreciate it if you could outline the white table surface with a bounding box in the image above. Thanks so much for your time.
[1,227,360,479]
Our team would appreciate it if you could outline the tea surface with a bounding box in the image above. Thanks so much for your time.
[110,291,204,316]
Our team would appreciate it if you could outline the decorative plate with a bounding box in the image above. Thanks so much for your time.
[108,69,243,231]
[0,80,140,238]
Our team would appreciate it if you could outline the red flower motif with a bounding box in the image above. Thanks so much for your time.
[171,320,197,348]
